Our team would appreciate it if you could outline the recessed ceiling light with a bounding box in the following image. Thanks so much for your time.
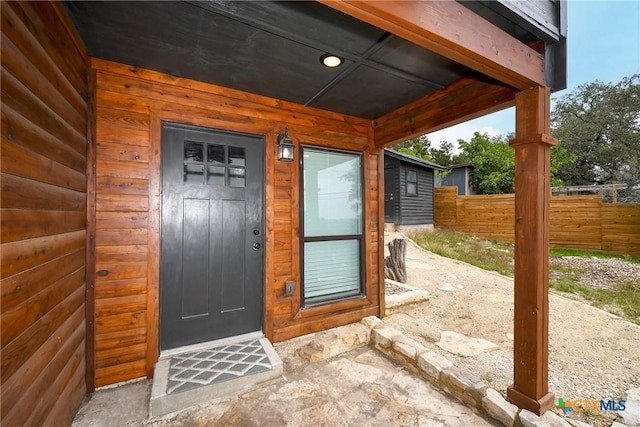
[320,53,343,68]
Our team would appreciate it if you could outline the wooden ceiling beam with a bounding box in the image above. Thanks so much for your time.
[373,76,517,148]
[319,0,546,90]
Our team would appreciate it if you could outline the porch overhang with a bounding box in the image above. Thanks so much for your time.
[319,0,546,91]
[67,0,558,416]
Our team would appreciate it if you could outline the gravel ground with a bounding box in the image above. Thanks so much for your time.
[383,233,640,427]
[553,256,640,290]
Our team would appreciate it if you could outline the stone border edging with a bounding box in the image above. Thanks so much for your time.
[297,316,597,427]
[360,316,598,427]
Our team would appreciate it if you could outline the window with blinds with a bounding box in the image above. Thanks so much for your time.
[301,147,364,305]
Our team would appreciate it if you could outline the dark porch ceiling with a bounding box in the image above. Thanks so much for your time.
[64,0,474,120]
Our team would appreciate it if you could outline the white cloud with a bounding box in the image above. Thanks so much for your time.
[426,108,515,153]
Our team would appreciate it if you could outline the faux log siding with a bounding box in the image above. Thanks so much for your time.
[1,1,88,426]
[91,59,380,385]
[434,187,640,256]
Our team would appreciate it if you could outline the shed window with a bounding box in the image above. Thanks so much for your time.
[406,169,418,196]
[301,147,364,306]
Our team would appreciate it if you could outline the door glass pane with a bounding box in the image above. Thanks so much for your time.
[184,164,204,183]
[304,240,360,303]
[207,166,225,185]
[229,147,246,166]
[185,142,203,163]
[229,167,246,187]
[207,144,225,165]
[303,149,362,236]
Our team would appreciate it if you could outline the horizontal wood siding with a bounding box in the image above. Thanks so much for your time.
[435,187,640,256]
[90,59,380,386]
[434,186,458,227]
[383,156,400,223]
[1,1,88,426]
[601,204,640,256]
[93,99,151,386]
[550,196,601,250]
[398,163,435,225]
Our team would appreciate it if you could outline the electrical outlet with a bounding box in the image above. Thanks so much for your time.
[285,281,294,297]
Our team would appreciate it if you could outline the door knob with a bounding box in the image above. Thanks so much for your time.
[252,242,261,250]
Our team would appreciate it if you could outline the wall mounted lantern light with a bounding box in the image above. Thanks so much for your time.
[277,128,295,162]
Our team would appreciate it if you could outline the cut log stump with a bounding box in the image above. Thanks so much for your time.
[384,238,408,283]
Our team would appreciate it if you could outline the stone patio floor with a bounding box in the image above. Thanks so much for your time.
[72,343,497,427]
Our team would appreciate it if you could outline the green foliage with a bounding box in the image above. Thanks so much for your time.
[391,138,466,167]
[457,132,515,194]
[550,248,640,263]
[452,133,577,194]
[428,140,467,166]
[391,136,433,161]
[408,228,514,277]
[549,141,577,187]
[552,74,640,202]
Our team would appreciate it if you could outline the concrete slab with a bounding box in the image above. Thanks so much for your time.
[72,379,151,427]
[149,336,283,417]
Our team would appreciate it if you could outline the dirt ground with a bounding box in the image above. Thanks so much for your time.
[383,233,640,427]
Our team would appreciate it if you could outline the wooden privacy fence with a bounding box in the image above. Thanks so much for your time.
[435,186,640,256]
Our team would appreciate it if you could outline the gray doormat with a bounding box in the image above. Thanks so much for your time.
[166,338,273,394]
[151,335,283,417]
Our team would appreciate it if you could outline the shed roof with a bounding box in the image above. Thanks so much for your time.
[447,163,475,170]
[384,149,446,171]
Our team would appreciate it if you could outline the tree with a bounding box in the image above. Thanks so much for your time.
[455,132,574,194]
[549,141,576,187]
[427,141,467,166]
[390,136,432,161]
[458,132,515,194]
[390,138,467,167]
[552,74,640,202]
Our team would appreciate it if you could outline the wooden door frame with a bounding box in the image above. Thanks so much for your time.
[147,111,274,377]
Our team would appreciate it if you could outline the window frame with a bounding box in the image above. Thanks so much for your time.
[405,168,418,196]
[299,145,366,308]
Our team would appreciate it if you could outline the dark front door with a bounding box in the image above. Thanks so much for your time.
[160,123,264,350]
[384,166,394,223]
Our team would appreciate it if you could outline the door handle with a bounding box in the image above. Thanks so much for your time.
[252,242,261,250]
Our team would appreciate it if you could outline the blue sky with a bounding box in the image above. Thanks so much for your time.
[427,0,640,149]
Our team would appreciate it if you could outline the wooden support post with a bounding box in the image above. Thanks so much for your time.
[507,86,556,415]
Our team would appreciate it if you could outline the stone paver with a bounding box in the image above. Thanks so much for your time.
[147,347,496,427]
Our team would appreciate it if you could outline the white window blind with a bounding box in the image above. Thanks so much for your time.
[304,240,360,302]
